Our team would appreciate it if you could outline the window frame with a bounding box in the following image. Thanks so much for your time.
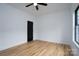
[75,5,79,45]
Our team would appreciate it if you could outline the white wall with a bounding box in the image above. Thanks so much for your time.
[33,14,39,40]
[37,8,72,44]
[0,3,34,50]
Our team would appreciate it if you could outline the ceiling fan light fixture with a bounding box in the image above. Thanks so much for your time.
[34,3,37,6]
[25,3,48,11]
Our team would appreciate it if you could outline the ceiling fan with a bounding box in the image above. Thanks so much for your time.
[25,3,47,11]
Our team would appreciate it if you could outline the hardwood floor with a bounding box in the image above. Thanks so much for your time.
[0,40,73,56]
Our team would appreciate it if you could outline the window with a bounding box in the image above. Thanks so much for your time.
[75,5,79,45]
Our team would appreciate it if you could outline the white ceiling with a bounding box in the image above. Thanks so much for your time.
[7,3,72,16]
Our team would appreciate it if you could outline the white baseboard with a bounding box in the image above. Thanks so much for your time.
[0,40,27,51]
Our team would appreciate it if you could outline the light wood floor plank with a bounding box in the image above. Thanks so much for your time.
[0,40,73,56]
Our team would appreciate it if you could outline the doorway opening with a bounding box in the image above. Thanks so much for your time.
[27,21,33,42]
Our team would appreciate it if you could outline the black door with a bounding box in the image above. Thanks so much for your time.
[27,21,33,42]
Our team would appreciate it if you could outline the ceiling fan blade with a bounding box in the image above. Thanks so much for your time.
[25,3,33,7]
[36,5,39,10]
[37,3,47,6]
